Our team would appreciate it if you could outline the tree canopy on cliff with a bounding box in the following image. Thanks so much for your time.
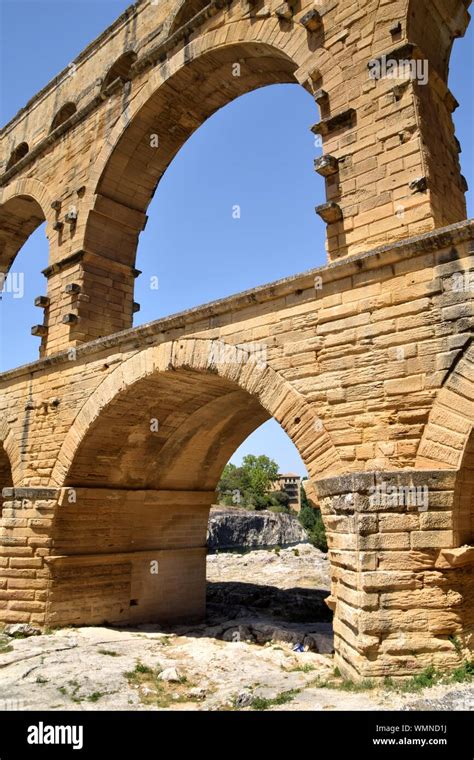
[217,455,285,510]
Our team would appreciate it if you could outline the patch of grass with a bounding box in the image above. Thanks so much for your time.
[58,680,111,704]
[292,548,300,557]
[338,678,375,692]
[304,675,375,692]
[363,662,474,695]
[125,661,154,677]
[449,635,463,656]
[0,641,13,654]
[397,665,438,693]
[249,688,301,711]
[36,676,48,685]
[391,661,474,693]
[98,648,120,657]
[310,661,474,695]
[308,676,329,689]
[87,691,105,702]
[333,666,341,677]
[284,663,315,673]
[58,680,81,703]
[450,660,474,682]
[124,660,199,707]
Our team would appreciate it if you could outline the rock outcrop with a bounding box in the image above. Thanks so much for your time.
[207,506,308,550]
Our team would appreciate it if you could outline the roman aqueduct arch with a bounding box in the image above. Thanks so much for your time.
[0,0,472,680]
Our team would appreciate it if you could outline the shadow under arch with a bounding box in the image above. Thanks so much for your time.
[416,341,474,470]
[51,338,342,488]
[46,338,341,627]
[0,446,12,511]
[0,417,16,509]
[0,178,54,275]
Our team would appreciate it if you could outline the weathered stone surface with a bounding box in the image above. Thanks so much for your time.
[3,623,41,638]
[0,0,472,683]
[158,667,181,683]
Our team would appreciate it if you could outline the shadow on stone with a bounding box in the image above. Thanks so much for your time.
[206,580,332,623]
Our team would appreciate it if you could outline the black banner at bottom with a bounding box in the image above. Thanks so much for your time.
[0,710,470,757]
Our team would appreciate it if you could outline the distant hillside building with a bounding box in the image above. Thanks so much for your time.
[270,473,302,512]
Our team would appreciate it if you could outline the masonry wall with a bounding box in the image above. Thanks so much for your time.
[0,488,212,627]
[0,0,470,352]
[319,470,473,680]
[0,223,472,488]
[0,0,472,679]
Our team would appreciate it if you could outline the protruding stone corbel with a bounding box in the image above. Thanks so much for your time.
[62,313,78,324]
[133,302,141,313]
[300,9,322,32]
[275,2,292,19]
[31,325,48,337]
[64,283,81,294]
[391,81,410,102]
[445,92,459,113]
[34,296,49,308]
[311,108,356,136]
[315,202,343,223]
[409,176,428,193]
[314,89,329,107]
[314,155,339,177]
[64,209,78,224]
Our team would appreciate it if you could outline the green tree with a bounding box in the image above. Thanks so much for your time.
[217,454,280,509]
[217,463,241,495]
[298,483,327,552]
[241,454,279,498]
[267,488,290,513]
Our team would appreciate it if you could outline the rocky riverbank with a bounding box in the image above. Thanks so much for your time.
[207,506,308,549]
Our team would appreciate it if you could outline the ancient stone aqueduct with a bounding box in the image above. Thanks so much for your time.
[0,0,472,681]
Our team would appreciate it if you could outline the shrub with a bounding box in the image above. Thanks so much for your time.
[298,504,327,552]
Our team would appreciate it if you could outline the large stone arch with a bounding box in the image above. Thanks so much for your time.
[0,416,17,509]
[42,337,341,630]
[0,178,54,274]
[51,337,342,488]
[81,20,347,269]
[416,342,474,470]
[406,0,471,81]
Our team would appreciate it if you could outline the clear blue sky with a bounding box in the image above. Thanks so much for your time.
[0,0,473,475]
